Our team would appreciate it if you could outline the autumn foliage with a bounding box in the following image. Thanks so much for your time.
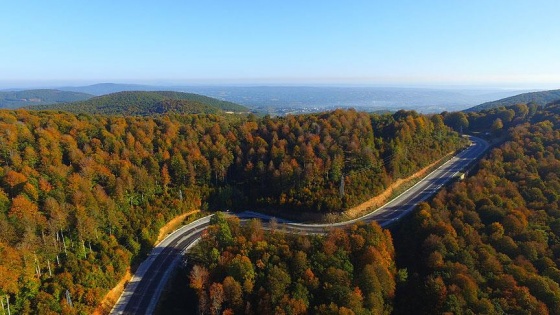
[189,213,397,314]
[229,109,464,212]
[395,102,560,314]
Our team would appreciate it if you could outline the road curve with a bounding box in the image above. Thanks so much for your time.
[111,135,489,315]
[111,216,211,315]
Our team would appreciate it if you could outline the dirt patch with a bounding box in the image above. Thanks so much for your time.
[93,268,131,315]
[155,210,200,245]
[344,154,451,219]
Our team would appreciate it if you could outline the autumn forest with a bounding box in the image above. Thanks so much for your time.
[0,100,559,314]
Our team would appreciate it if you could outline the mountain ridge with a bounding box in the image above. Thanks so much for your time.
[466,88,560,112]
[0,89,93,108]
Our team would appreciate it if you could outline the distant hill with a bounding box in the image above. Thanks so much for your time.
[0,89,93,108]
[28,91,249,116]
[466,89,560,112]
[58,83,160,96]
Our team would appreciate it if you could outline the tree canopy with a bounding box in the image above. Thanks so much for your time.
[394,102,560,314]
[189,214,396,315]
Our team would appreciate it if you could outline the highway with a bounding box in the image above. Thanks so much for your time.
[111,216,211,315]
[111,135,488,315]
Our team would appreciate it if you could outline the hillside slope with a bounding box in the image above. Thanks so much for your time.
[0,89,93,108]
[395,103,560,314]
[28,91,249,115]
[466,88,560,112]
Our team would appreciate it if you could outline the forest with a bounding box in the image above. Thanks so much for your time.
[223,109,464,212]
[467,89,560,112]
[443,102,537,135]
[177,101,560,315]
[188,213,397,315]
[0,108,462,313]
[394,102,560,314]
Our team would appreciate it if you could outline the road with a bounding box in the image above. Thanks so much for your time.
[111,216,211,315]
[111,135,488,315]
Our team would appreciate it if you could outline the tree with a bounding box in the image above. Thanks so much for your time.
[209,282,224,315]
[491,118,504,136]
[267,265,292,305]
[9,194,45,233]
[227,255,255,290]
[161,164,171,194]
[444,112,469,132]
[190,265,209,292]
[222,276,243,311]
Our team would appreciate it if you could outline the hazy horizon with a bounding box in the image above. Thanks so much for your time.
[0,80,554,92]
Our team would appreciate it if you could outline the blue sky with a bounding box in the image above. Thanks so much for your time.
[1,1,559,88]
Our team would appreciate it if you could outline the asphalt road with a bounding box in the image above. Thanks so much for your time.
[111,216,211,315]
[111,135,488,315]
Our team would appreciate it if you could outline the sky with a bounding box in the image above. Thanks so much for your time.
[1,1,559,89]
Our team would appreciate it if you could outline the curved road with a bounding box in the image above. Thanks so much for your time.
[111,136,488,315]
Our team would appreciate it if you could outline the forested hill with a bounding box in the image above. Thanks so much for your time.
[394,102,560,314]
[0,89,93,108]
[466,88,560,112]
[0,108,464,313]
[28,91,249,115]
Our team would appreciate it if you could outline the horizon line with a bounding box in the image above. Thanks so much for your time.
[0,80,557,91]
